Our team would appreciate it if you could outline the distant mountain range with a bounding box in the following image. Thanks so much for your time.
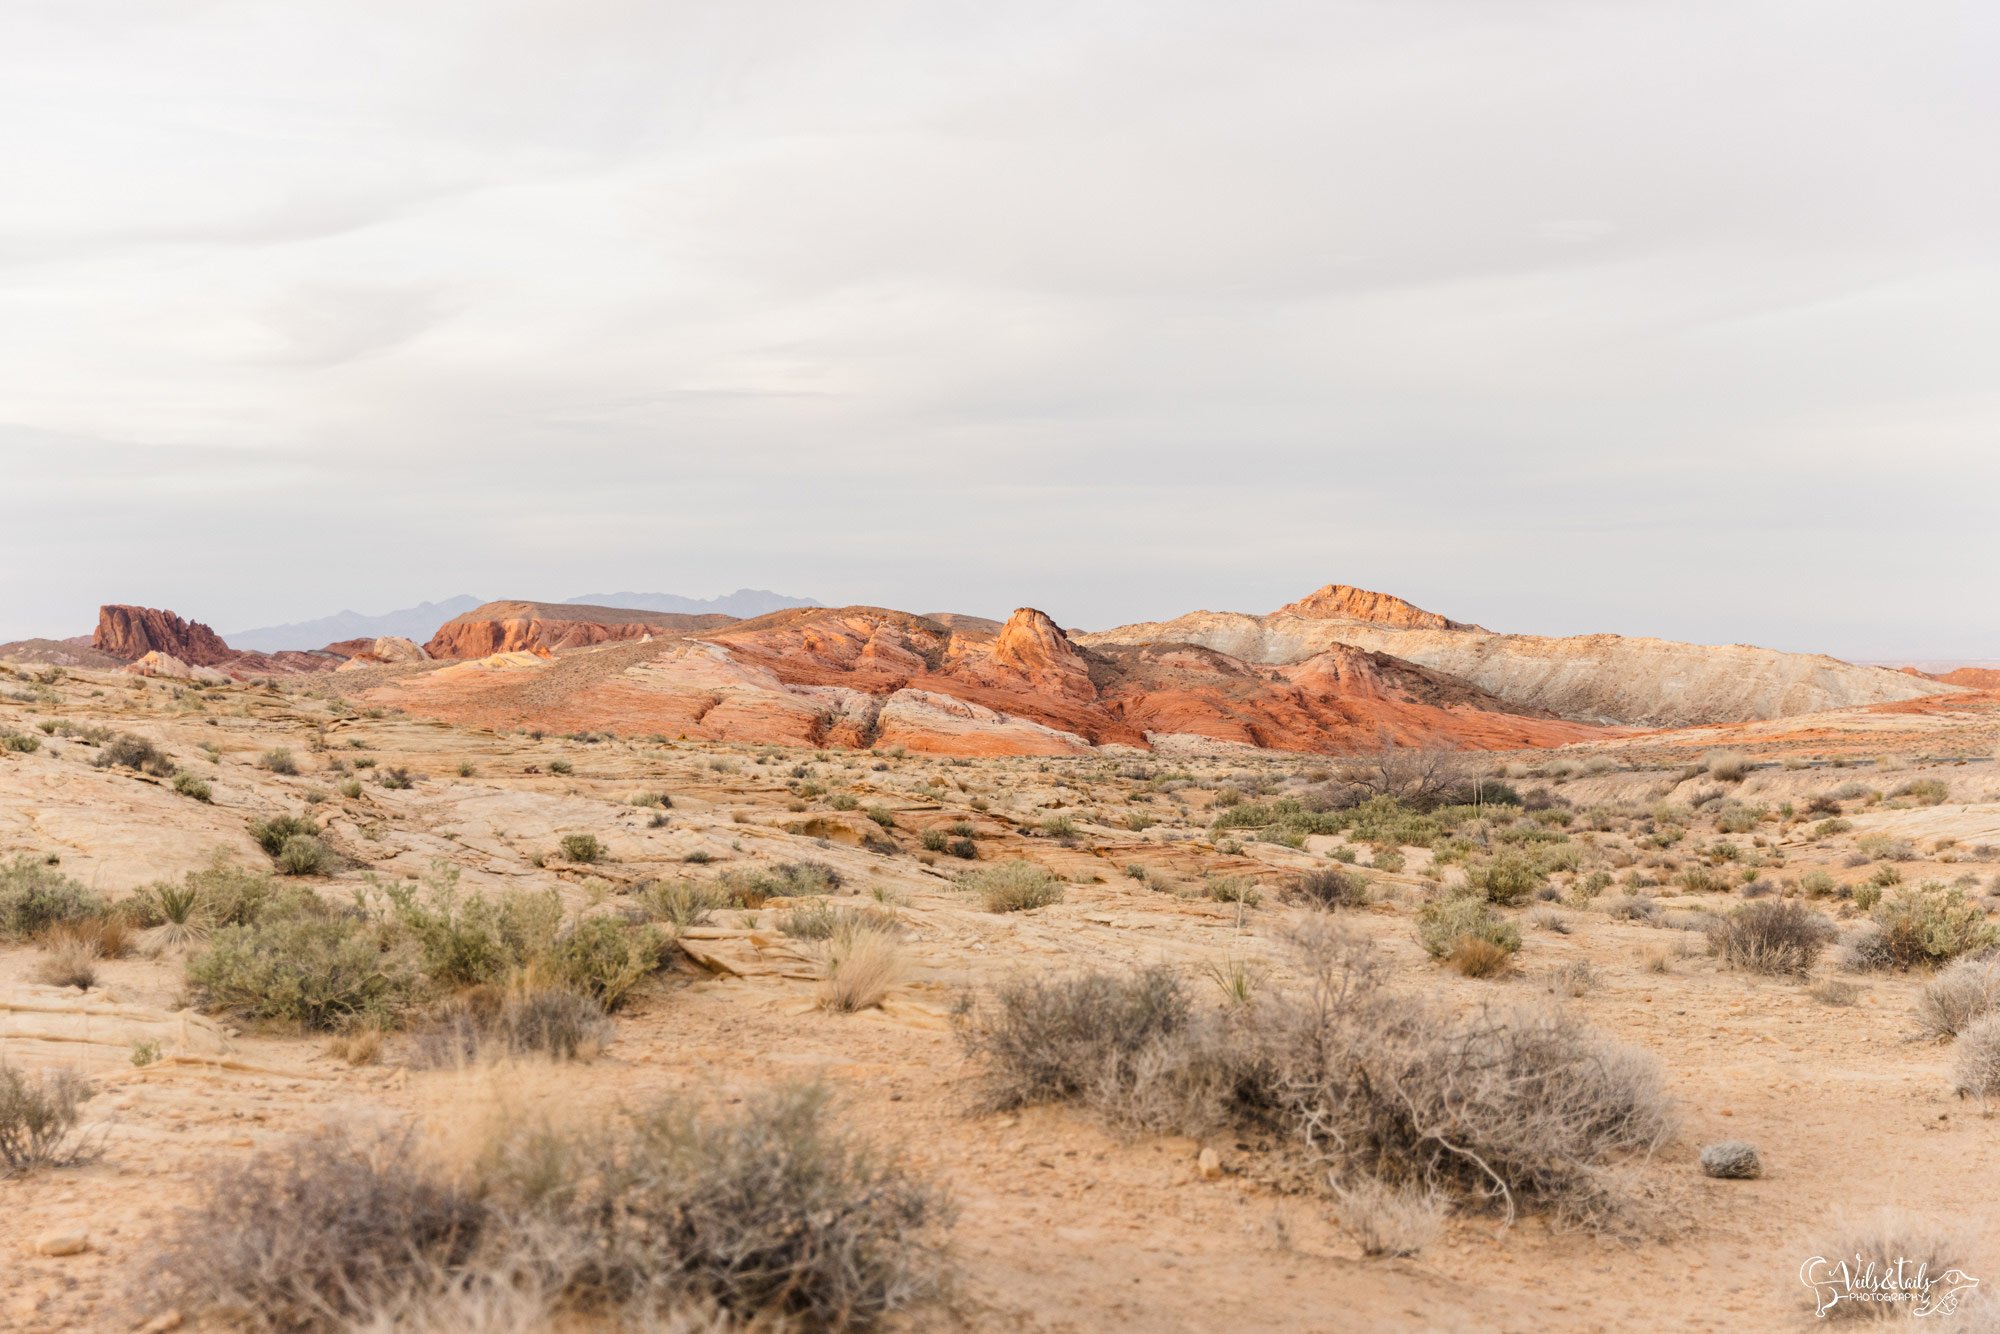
[227,596,487,652]
[225,589,818,650]
[563,590,820,618]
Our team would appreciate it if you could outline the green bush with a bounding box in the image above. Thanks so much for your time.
[1467,850,1543,905]
[260,748,298,775]
[0,729,41,754]
[275,834,333,876]
[1417,895,1521,959]
[380,867,564,990]
[171,771,213,802]
[545,915,667,1011]
[188,896,421,1030]
[1871,884,1997,969]
[0,857,107,941]
[559,833,604,864]
[248,813,320,858]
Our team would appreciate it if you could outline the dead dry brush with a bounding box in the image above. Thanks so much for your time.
[954,926,1676,1227]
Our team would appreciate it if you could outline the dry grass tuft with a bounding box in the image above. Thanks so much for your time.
[1331,1178,1447,1257]
[819,923,908,1012]
[1916,959,2000,1040]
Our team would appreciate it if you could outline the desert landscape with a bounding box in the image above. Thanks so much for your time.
[6,3,1995,1329]
[1,587,1998,1330]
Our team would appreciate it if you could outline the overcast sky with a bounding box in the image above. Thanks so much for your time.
[2,1,1994,658]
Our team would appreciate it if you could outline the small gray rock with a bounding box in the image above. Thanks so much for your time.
[1700,1141,1762,1180]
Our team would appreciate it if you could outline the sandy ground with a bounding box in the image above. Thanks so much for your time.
[2,666,1999,1331]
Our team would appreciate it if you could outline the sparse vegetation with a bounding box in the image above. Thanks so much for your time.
[965,860,1065,913]
[0,1063,99,1175]
[155,1084,950,1331]
[1707,900,1834,976]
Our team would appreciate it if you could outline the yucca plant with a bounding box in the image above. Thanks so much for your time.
[144,883,209,953]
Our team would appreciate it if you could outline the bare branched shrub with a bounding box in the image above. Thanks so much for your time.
[1544,960,1599,998]
[1953,1015,2000,1103]
[153,1128,488,1330]
[1915,959,2000,1040]
[1288,868,1369,911]
[959,930,1675,1227]
[1331,1179,1447,1257]
[1335,744,1474,810]
[154,1086,950,1332]
[493,1084,951,1328]
[0,1063,99,1175]
[1707,900,1835,976]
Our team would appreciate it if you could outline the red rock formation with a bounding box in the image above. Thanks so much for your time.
[425,601,736,658]
[365,603,1608,756]
[971,608,1098,704]
[1934,668,2000,690]
[1272,584,1473,630]
[92,605,234,665]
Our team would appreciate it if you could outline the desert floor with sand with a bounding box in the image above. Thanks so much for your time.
[3,663,1999,1331]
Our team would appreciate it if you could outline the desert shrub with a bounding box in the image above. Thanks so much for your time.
[276,835,334,876]
[1915,959,2000,1040]
[1797,869,1837,898]
[34,927,101,989]
[1869,883,1997,969]
[493,1084,951,1327]
[543,915,667,1011]
[153,1128,488,1330]
[0,857,107,940]
[1528,906,1571,934]
[1953,1015,2000,1102]
[1601,893,1660,922]
[171,770,214,802]
[1700,1142,1762,1180]
[965,860,1065,913]
[93,732,175,776]
[409,985,612,1068]
[955,967,1203,1118]
[1448,936,1514,978]
[261,747,299,775]
[1545,960,1599,997]
[1467,850,1543,905]
[1704,751,1749,783]
[639,879,731,931]
[819,922,906,1012]
[965,932,1675,1224]
[188,894,421,1030]
[1416,895,1520,960]
[1673,865,1728,893]
[249,813,320,857]
[0,1063,99,1175]
[1891,778,1950,807]
[378,765,417,789]
[546,758,573,776]
[728,860,844,901]
[381,870,564,990]
[1290,868,1368,910]
[1708,900,1835,976]
[1205,877,1261,907]
[559,833,604,864]
[865,804,898,829]
[0,728,40,753]
[945,837,977,860]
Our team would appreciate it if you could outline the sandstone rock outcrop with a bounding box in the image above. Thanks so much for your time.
[122,651,230,684]
[424,601,736,659]
[1273,584,1475,630]
[327,636,430,669]
[360,603,1603,756]
[1081,586,1961,728]
[92,605,233,666]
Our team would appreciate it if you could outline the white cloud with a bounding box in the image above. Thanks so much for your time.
[0,1,1994,659]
